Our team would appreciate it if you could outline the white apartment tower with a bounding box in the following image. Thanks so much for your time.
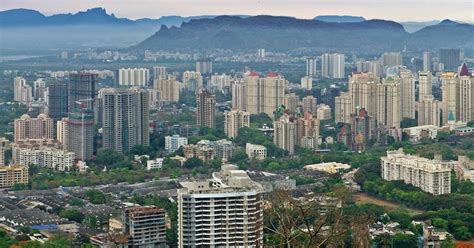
[178,164,263,247]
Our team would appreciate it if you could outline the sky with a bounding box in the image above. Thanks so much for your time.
[1,0,473,22]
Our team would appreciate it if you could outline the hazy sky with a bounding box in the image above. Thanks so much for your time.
[1,0,473,22]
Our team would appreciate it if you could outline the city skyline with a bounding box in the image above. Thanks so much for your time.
[1,0,473,22]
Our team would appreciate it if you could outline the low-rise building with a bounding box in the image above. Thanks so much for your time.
[381,148,451,195]
[455,156,474,182]
[0,165,28,188]
[12,142,74,171]
[304,162,351,174]
[403,125,441,142]
[147,158,164,171]
[183,144,214,162]
[165,135,188,153]
[246,143,267,160]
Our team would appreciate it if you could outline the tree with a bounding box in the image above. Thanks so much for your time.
[436,131,451,142]
[432,217,449,230]
[264,188,358,247]
[392,233,417,248]
[85,189,107,204]
[95,148,125,168]
[400,118,418,128]
[60,209,85,223]
[183,157,204,169]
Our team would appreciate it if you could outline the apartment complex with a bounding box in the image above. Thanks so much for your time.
[153,76,180,103]
[164,135,188,153]
[321,53,345,78]
[224,109,250,138]
[13,76,32,104]
[381,149,451,195]
[0,165,28,188]
[102,87,150,154]
[122,206,166,248]
[14,114,54,142]
[117,68,150,86]
[178,164,263,247]
[245,71,286,116]
[12,140,74,171]
[245,143,267,160]
[196,89,216,128]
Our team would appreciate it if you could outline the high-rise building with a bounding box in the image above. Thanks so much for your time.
[284,93,300,113]
[418,71,433,101]
[257,48,265,58]
[45,83,68,122]
[381,52,402,67]
[33,79,46,100]
[273,114,296,155]
[348,72,380,118]
[381,149,451,195]
[117,68,150,86]
[356,60,383,77]
[458,63,473,123]
[0,165,28,189]
[351,108,376,152]
[13,77,32,104]
[321,53,345,78]
[182,71,203,92]
[231,80,247,110]
[178,164,263,247]
[196,59,213,74]
[300,76,312,90]
[224,109,250,138]
[14,114,54,142]
[296,112,320,150]
[439,48,460,71]
[122,206,166,248]
[0,138,10,166]
[152,66,167,80]
[69,72,97,112]
[423,52,431,71]
[418,95,441,126]
[302,95,318,114]
[153,77,180,103]
[102,88,150,154]
[441,72,459,125]
[245,72,286,116]
[306,57,317,77]
[335,92,352,124]
[61,110,95,160]
[210,73,231,91]
[165,135,188,153]
[196,89,216,128]
[376,77,401,128]
[399,68,416,119]
[316,104,332,120]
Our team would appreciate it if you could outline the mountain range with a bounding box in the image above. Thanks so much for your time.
[134,16,474,53]
[1,8,473,54]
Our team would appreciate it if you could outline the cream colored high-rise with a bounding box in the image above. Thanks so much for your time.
[458,75,473,123]
[284,93,300,113]
[335,92,351,124]
[381,52,402,67]
[399,68,415,119]
[302,96,318,114]
[418,95,441,126]
[153,76,180,102]
[273,114,296,155]
[441,72,459,125]
[348,72,380,118]
[224,109,250,138]
[418,71,433,101]
[13,77,32,104]
[231,80,247,110]
[14,114,54,142]
[245,72,285,117]
[377,77,401,128]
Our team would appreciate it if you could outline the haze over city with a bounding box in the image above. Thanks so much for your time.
[1,0,473,21]
[1,0,474,247]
